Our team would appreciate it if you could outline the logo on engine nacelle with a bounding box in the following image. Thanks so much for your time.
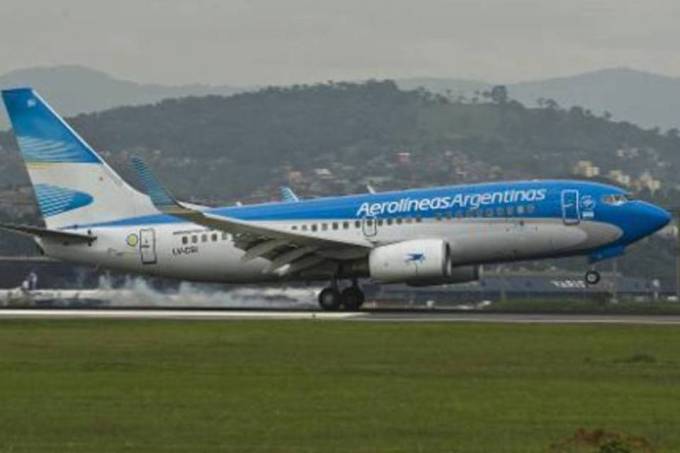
[405,253,426,264]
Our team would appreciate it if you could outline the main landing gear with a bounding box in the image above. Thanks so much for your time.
[318,280,365,311]
[585,270,601,285]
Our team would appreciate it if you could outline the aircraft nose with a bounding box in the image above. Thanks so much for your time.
[641,203,672,234]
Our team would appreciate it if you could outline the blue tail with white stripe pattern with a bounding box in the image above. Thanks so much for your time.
[2,88,157,229]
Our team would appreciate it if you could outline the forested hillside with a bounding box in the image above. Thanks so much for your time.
[2,80,679,202]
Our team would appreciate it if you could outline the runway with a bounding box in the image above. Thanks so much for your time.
[2,308,680,324]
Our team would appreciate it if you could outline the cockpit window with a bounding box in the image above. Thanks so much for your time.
[602,193,631,205]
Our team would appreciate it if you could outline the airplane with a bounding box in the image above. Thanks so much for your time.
[0,88,672,311]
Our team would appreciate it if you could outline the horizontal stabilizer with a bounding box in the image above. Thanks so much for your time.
[0,223,96,243]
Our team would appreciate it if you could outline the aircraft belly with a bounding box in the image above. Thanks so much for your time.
[447,219,621,264]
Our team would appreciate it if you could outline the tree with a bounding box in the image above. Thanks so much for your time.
[490,85,508,104]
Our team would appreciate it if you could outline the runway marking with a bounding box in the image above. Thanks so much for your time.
[1,309,680,325]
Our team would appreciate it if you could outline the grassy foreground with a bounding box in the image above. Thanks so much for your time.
[0,320,678,452]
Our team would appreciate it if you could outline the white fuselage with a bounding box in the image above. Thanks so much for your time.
[40,216,621,283]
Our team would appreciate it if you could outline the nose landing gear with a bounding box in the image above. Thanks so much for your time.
[317,280,365,311]
[585,270,601,285]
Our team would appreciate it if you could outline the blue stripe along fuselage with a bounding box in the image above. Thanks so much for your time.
[70,179,670,252]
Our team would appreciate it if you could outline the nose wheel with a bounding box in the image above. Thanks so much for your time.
[585,270,601,285]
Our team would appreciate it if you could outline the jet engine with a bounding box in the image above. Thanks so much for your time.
[368,239,450,283]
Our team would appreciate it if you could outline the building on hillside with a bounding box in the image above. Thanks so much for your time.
[313,168,333,180]
[572,160,600,178]
[396,152,411,165]
[633,171,662,194]
[607,169,631,186]
[616,147,640,159]
[287,170,304,185]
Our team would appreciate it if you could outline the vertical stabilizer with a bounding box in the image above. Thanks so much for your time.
[2,88,157,229]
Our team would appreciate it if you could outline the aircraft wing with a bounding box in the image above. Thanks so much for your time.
[130,158,370,275]
[0,223,96,243]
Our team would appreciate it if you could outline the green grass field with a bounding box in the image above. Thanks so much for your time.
[0,320,678,452]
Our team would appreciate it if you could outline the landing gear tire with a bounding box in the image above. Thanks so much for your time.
[585,270,601,285]
[318,288,342,311]
[341,287,365,311]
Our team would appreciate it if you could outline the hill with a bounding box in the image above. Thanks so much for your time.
[398,67,680,130]
[0,65,247,129]
[4,65,680,132]
[2,80,678,201]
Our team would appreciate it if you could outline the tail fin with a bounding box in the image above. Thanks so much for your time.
[2,88,156,229]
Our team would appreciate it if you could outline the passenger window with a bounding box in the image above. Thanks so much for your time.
[506,206,514,216]
[311,224,318,232]
[377,219,384,226]
[455,211,463,219]
[343,221,350,229]
[366,219,373,226]
[435,213,442,221]
[415,216,422,223]
[182,236,188,245]
[355,220,361,228]
[387,218,393,225]
[292,225,298,231]
[517,206,525,215]
[496,207,504,217]
[301,225,308,231]
[485,208,494,217]
[332,222,339,230]
[222,232,228,240]
[201,234,208,242]
[321,223,328,231]
[211,233,218,242]
[527,204,536,214]
[446,212,452,220]
[192,235,198,244]
[396,218,403,225]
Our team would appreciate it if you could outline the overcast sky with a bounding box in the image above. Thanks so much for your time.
[2,0,679,86]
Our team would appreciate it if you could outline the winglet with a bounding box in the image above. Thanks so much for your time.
[280,186,300,202]
[130,157,183,212]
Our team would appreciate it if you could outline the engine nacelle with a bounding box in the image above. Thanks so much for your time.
[406,265,481,287]
[369,239,450,283]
